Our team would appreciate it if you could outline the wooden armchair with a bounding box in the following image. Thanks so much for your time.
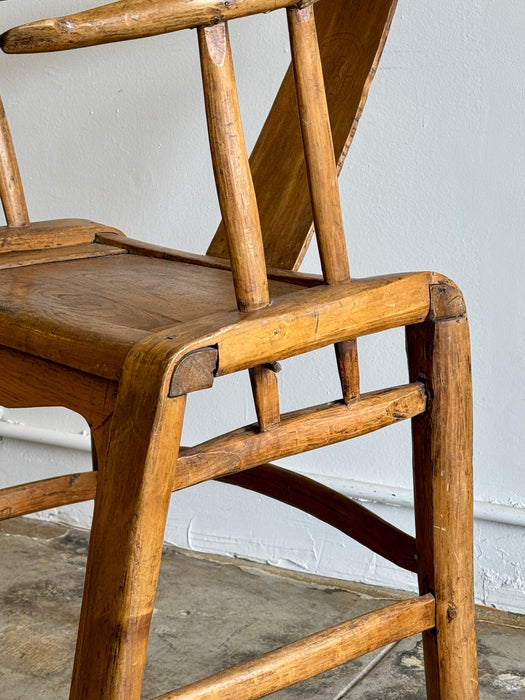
[0,0,479,697]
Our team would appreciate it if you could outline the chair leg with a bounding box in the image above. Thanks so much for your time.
[407,308,479,699]
[70,377,186,699]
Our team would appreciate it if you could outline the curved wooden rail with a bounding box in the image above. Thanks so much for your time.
[221,464,419,572]
[0,0,309,54]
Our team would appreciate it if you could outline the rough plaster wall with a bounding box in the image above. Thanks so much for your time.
[0,1,523,611]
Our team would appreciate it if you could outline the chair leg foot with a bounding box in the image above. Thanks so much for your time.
[407,312,479,699]
[70,380,186,700]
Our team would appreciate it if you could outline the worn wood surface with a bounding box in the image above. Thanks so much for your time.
[407,284,479,699]
[70,340,188,699]
[0,253,300,378]
[0,241,125,270]
[0,345,118,425]
[221,464,419,572]
[199,21,280,427]
[96,232,325,287]
[0,0,479,697]
[288,4,348,286]
[0,218,123,253]
[1,0,308,53]
[155,594,436,699]
[208,0,398,270]
[0,472,97,521]
[288,4,359,401]
[199,22,268,314]
[174,383,426,488]
[170,347,218,396]
[0,94,28,226]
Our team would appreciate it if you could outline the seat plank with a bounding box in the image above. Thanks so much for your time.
[0,252,303,377]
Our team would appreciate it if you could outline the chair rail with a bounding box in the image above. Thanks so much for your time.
[1,0,313,53]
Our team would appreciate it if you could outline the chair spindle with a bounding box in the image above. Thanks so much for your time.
[198,22,280,429]
[288,3,359,402]
[0,95,29,227]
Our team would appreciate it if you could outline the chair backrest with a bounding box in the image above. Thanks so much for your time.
[208,0,398,271]
[0,0,398,422]
[200,4,350,312]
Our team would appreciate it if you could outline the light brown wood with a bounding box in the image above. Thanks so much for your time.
[205,272,431,375]
[221,464,419,572]
[288,4,348,286]
[0,252,302,379]
[208,0,399,270]
[0,345,118,426]
[154,594,436,699]
[0,241,126,270]
[175,383,427,488]
[248,363,281,431]
[0,460,419,573]
[0,472,97,521]
[0,2,479,698]
[335,338,360,401]
[0,269,428,384]
[70,337,188,699]
[0,0,308,53]
[198,22,268,313]
[0,94,28,226]
[407,283,479,699]
[288,3,359,402]
[198,21,280,428]
[0,218,124,253]
[97,231,325,287]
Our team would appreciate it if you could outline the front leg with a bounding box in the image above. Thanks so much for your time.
[407,280,479,699]
[70,345,188,699]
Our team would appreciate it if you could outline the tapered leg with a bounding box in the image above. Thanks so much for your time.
[407,301,479,699]
[70,363,186,699]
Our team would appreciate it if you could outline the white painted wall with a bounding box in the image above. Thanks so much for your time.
[0,0,523,612]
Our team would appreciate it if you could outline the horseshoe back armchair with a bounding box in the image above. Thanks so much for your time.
[0,0,479,697]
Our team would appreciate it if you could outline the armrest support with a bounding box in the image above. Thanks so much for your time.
[1,0,309,53]
[130,272,432,392]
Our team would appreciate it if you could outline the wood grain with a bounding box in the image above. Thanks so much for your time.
[208,0,398,270]
[0,0,307,53]
[175,383,427,488]
[0,218,124,253]
[0,1,479,697]
[0,242,125,270]
[288,4,359,401]
[70,337,188,699]
[199,21,281,428]
[198,22,268,313]
[221,464,419,572]
[407,283,479,699]
[0,94,28,226]
[0,472,97,521]
[154,594,435,699]
[96,232,325,287]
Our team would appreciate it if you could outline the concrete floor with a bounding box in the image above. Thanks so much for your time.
[0,517,523,699]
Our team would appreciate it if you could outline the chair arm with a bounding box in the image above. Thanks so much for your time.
[1,0,309,54]
[124,272,433,399]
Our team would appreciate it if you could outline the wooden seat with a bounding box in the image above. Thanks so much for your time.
[0,243,311,378]
[0,0,479,698]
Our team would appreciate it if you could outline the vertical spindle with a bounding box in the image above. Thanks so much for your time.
[199,22,280,429]
[0,95,29,227]
[288,3,359,401]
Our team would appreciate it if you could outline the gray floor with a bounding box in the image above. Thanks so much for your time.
[0,517,524,699]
